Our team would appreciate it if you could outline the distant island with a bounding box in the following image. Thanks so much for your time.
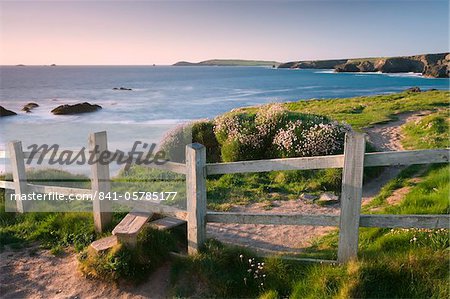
[278,53,449,78]
[173,59,279,67]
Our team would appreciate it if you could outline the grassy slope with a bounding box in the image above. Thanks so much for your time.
[283,90,448,130]
[171,108,450,298]
[402,109,449,149]
[207,90,449,210]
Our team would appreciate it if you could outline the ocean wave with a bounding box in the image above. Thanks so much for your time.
[384,72,423,78]
[314,70,335,74]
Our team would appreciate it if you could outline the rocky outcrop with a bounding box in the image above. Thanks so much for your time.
[335,62,360,72]
[0,106,17,117]
[281,53,449,78]
[51,102,102,115]
[22,102,39,113]
[278,59,347,69]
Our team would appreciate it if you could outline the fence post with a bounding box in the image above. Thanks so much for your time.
[89,131,112,233]
[337,132,366,263]
[186,143,207,255]
[7,141,28,213]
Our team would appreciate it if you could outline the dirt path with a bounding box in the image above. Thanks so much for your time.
[361,111,431,202]
[0,245,172,299]
[0,111,429,298]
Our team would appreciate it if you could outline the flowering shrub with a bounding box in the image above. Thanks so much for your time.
[160,103,351,163]
[159,120,220,162]
[214,103,351,161]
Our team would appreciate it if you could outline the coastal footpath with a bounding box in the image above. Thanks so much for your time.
[278,52,449,78]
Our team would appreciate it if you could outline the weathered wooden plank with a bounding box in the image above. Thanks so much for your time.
[116,198,188,221]
[206,155,344,175]
[149,217,186,230]
[89,131,112,233]
[90,235,118,253]
[364,149,449,167]
[113,211,153,235]
[27,184,91,196]
[186,143,207,255]
[338,132,366,263]
[0,181,15,189]
[8,141,28,213]
[360,214,450,229]
[113,210,153,247]
[206,212,340,226]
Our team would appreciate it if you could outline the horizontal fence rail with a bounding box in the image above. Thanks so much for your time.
[206,149,449,175]
[0,150,187,175]
[364,149,449,167]
[206,155,344,175]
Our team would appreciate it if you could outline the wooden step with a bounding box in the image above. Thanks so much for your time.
[112,210,153,247]
[90,235,118,253]
[148,217,186,230]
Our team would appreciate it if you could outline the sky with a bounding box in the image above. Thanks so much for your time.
[0,0,448,65]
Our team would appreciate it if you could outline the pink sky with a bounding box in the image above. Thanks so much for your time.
[0,1,448,65]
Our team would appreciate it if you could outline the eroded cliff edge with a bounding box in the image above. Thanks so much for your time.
[278,53,449,78]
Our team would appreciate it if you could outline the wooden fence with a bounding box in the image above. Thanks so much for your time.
[0,131,449,263]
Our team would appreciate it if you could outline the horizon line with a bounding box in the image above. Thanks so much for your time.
[1,51,449,67]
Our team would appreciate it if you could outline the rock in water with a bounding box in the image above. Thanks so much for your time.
[22,102,39,112]
[51,102,102,115]
[0,106,17,117]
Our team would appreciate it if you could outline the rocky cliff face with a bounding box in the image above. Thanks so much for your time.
[280,53,449,78]
[278,59,347,69]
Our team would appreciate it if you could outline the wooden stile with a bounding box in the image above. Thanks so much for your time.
[186,143,207,254]
[337,132,366,263]
[89,131,113,233]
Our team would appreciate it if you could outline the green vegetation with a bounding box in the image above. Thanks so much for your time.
[0,190,97,252]
[283,90,449,129]
[401,110,449,149]
[79,228,177,281]
[170,163,450,298]
[0,170,96,251]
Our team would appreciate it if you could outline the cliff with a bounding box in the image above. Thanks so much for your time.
[279,53,449,78]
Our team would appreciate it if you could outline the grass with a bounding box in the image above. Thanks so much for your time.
[282,90,449,130]
[169,100,450,297]
[170,163,450,298]
[79,228,177,282]
[401,109,450,149]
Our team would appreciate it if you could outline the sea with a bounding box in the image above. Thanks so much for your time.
[0,65,448,174]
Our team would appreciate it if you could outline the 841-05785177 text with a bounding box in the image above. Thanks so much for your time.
[96,191,178,201]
